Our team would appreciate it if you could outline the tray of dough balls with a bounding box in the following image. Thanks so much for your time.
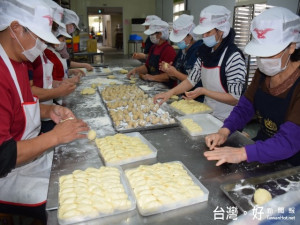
[169,99,212,115]
[99,84,177,132]
[220,166,300,213]
[58,166,136,225]
[95,133,157,168]
[125,161,209,216]
[177,114,223,136]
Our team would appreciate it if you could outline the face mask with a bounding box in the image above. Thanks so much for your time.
[150,34,159,44]
[203,34,218,48]
[177,40,189,50]
[55,41,66,51]
[67,25,75,34]
[10,27,47,62]
[257,49,290,76]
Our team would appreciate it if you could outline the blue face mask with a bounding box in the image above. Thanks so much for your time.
[177,40,188,50]
[203,34,218,47]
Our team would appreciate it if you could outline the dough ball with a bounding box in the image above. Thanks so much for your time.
[254,188,272,205]
[91,83,97,89]
[87,130,97,140]
[107,75,116,79]
[163,62,168,70]
[81,88,96,95]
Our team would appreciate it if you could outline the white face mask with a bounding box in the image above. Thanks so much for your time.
[150,34,159,44]
[257,49,290,76]
[10,27,47,62]
[55,41,66,51]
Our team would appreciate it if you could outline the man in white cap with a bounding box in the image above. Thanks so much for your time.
[159,14,203,94]
[0,0,88,222]
[127,19,176,87]
[30,26,82,133]
[132,15,161,60]
[204,7,300,167]
[154,5,246,121]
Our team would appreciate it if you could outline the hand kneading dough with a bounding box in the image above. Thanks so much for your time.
[87,130,97,140]
[254,188,272,205]
[81,88,95,95]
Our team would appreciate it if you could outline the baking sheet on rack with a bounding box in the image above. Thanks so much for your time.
[124,161,209,216]
[97,132,158,168]
[220,166,300,213]
[177,114,223,136]
[57,166,136,225]
[98,86,179,133]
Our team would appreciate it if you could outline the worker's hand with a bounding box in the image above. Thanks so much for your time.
[153,91,172,105]
[83,63,93,71]
[205,128,230,150]
[52,118,89,144]
[69,68,85,77]
[49,105,76,124]
[183,87,206,100]
[159,61,174,74]
[204,147,247,166]
[140,74,155,81]
[127,68,137,79]
[56,81,76,97]
[66,75,81,84]
[132,53,146,60]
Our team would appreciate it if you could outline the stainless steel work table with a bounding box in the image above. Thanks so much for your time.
[46,73,292,225]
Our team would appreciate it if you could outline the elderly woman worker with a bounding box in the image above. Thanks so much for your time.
[132,15,161,61]
[0,0,88,222]
[154,5,246,121]
[204,7,300,166]
[159,14,203,86]
[127,19,176,86]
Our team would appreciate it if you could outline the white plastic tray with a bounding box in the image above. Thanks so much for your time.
[125,161,209,216]
[97,132,158,168]
[58,166,136,225]
[177,114,223,136]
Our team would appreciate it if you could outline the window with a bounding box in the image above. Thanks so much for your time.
[173,0,185,21]
[233,4,273,87]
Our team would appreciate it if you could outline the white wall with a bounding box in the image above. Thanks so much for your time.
[267,0,299,13]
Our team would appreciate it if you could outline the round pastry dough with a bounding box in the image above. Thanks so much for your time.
[254,188,272,205]
[87,130,97,140]
[107,75,116,79]
[81,88,96,95]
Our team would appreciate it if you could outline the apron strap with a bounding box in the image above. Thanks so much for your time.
[217,46,228,67]
[0,44,24,103]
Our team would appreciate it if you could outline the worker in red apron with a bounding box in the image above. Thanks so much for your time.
[127,19,176,87]
[0,1,89,223]
[132,15,161,61]
[154,5,246,121]
[204,7,300,166]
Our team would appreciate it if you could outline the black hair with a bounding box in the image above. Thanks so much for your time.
[291,48,300,62]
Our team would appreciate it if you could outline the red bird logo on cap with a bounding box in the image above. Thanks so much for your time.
[43,15,53,26]
[199,17,206,24]
[253,28,274,39]
[173,29,179,34]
